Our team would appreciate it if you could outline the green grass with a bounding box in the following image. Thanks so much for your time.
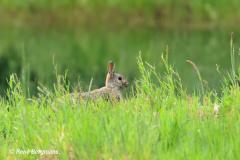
[1,28,239,95]
[1,0,240,28]
[0,54,240,159]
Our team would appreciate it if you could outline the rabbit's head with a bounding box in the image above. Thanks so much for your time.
[105,61,128,89]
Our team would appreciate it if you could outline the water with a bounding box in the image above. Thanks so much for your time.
[0,28,239,95]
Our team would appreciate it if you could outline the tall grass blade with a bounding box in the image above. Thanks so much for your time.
[186,60,205,97]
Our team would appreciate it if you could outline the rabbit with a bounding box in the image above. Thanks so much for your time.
[70,61,128,102]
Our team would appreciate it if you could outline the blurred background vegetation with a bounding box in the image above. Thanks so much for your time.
[0,0,240,96]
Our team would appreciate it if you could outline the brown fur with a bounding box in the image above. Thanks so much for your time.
[71,61,128,101]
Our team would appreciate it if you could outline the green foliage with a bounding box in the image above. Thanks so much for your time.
[0,55,240,159]
[0,0,240,27]
[0,29,237,95]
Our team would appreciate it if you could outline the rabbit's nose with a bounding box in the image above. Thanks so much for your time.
[124,81,129,87]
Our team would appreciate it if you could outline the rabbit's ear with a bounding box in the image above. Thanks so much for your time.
[108,61,115,74]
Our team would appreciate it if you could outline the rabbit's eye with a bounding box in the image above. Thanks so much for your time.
[118,77,122,81]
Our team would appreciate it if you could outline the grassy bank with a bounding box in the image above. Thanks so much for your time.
[1,29,238,95]
[0,55,240,159]
[0,0,240,29]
